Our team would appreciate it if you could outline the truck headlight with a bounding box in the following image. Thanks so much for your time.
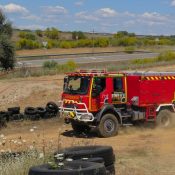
[80,114,92,121]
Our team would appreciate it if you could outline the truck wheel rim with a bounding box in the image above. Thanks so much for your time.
[104,119,115,133]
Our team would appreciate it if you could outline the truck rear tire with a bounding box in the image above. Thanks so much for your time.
[71,121,90,134]
[156,109,173,128]
[97,114,119,138]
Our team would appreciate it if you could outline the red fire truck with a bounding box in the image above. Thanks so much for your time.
[59,70,175,137]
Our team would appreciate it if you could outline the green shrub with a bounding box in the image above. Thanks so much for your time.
[95,38,109,47]
[124,46,135,54]
[157,51,175,61]
[46,40,59,49]
[59,41,72,49]
[16,39,41,50]
[43,60,58,69]
[45,28,59,40]
[35,30,43,37]
[132,57,157,65]
[56,60,77,72]
[72,31,86,40]
[19,32,36,40]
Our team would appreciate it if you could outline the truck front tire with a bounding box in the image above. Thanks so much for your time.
[156,109,173,128]
[97,114,119,138]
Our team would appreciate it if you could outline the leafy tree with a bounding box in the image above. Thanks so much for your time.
[0,10,15,70]
[114,31,128,38]
[16,39,41,50]
[0,11,12,37]
[45,27,59,39]
[72,31,86,40]
[0,35,15,70]
[19,31,36,40]
[35,29,43,37]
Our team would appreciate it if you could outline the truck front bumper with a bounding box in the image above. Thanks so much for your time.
[58,101,94,122]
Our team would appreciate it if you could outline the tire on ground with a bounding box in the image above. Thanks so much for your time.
[29,114,40,121]
[0,111,10,122]
[156,109,174,128]
[71,120,90,134]
[24,107,37,115]
[80,157,104,164]
[106,164,115,175]
[55,146,115,167]
[8,107,20,115]
[28,161,106,175]
[97,113,119,138]
[46,102,58,113]
[0,116,7,128]
[36,107,46,118]
[12,114,24,121]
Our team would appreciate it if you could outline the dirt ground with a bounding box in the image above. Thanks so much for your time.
[1,66,175,175]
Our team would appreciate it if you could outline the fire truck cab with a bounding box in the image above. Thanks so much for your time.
[59,70,175,137]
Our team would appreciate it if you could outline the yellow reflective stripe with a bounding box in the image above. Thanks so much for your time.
[151,77,154,80]
[124,76,127,103]
[168,76,171,80]
[164,77,167,80]
[89,78,94,111]
[146,77,150,80]
[155,77,159,80]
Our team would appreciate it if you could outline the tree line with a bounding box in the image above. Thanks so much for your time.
[15,28,175,50]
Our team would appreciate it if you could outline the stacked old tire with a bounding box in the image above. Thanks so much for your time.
[24,102,59,120]
[0,111,7,129]
[24,107,40,121]
[29,146,116,175]
[0,107,23,128]
[0,101,59,128]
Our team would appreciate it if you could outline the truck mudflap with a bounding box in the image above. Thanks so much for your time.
[58,100,94,122]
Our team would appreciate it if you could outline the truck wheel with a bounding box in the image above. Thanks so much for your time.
[156,110,173,128]
[71,121,90,134]
[98,114,119,138]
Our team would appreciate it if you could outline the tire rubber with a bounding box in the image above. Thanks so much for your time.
[98,113,119,138]
[24,107,37,115]
[29,161,106,175]
[55,146,115,167]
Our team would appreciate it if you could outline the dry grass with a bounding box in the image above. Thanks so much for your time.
[16,47,125,56]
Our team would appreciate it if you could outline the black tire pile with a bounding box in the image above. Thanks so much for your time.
[0,102,59,128]
[29,146,116,175]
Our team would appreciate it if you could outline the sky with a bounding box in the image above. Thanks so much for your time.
[0,0,175,35]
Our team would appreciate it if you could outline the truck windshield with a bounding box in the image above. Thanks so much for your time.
[64,76,90,95]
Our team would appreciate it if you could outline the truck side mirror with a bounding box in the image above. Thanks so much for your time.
[63,77,68,90]
[64,77,68,83]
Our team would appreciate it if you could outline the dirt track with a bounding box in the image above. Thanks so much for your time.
[1,67,175,175]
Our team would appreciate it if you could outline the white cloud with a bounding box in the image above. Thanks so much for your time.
[75,1,84,6]
[96,8,117,17]
[0,3,28,14]
[17,24,45,30]
[171,0,175,6]
[42,5,67,15]
[141,12,168,22]
[21,15,41,21]
[123,11,135,17]
[75,11,99,21]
